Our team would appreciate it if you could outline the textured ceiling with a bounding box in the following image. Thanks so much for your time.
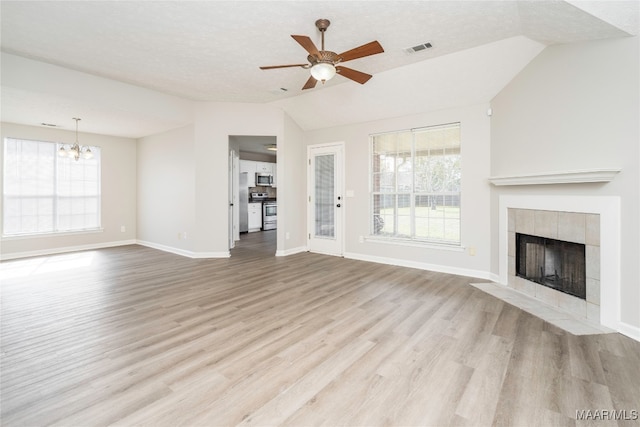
[0,1,637,137]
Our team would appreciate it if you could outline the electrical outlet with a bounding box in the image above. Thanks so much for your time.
[120,225,126,232]
[178,232,182,240]
[182,231,187,240]
[359,235,364,243]
[285,232,290,240]
[468,246,476,256]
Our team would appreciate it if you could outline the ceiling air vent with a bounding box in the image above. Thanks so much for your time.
[269,87,289,95]
[404,42,433,54]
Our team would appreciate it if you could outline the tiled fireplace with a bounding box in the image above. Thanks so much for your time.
[497,195,621,332]
[507,208,600,322]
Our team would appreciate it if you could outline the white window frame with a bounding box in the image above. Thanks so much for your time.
[368,122,461,247]
[2,137,102,237]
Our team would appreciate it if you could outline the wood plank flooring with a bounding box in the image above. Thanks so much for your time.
[1,231,639,426]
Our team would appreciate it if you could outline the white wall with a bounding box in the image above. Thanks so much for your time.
[0,122,137,258]
[278,113,306,255]
[137,125,196,256]
[490,36,640,330]
[303,103,493,279]
[134,103,305,259]
[192,102,286,256]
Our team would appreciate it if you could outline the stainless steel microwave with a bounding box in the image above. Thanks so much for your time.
[255,173,273,186]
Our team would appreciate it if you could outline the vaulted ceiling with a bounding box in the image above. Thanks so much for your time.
[1,1,637,138]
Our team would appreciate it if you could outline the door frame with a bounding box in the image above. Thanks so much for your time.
[228,148,239,249]
[307,142,345,257]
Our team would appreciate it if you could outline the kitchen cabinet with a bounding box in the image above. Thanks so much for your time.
[248,202,262,232]
[256,162,273,173]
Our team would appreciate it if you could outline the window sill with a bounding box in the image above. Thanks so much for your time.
[1,228,104,240]
[364,236,465,252]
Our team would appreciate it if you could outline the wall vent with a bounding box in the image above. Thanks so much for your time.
[404,42,433,54]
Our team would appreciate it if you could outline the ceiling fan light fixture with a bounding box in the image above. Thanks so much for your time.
[310,62,336,83]
[260,18,383,90]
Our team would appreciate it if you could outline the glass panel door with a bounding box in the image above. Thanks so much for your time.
[308,143,343,256]
[315,154,335,238]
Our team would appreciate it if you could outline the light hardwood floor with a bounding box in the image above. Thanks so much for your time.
[1,231,639,426]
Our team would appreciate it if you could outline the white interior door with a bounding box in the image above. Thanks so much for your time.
[308,143,344,256]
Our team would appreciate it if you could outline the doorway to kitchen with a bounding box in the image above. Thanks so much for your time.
[228,135,278,257]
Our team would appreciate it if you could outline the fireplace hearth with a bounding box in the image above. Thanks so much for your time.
[516,233,586,299]
[496,196,623,334]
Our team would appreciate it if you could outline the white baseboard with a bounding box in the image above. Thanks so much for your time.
[136,240,230,259]
[191,251,230,259]
[343,251,493,281]
[617,321,640,342]
[0,239,137,261]
[275,246,308,257]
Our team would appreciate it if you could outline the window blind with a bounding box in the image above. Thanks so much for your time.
[3,138,101,236]
[315,154,335,238]
[370,123,461,245]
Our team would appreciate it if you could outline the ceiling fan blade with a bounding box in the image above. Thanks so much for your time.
[259,64,308,70]
[336,66,372,84]
[338,41,384,62]
[302,75,318,90]
[291,35,321,59]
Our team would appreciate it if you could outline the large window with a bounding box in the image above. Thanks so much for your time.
[371,123,461,245]
[3,138,101,236]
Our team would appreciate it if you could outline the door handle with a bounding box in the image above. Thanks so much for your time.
[337,204,341,208]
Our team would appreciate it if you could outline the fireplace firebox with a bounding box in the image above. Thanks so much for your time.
[516,233,586,299]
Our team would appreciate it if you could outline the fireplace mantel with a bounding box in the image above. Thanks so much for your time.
[488,169,621,186]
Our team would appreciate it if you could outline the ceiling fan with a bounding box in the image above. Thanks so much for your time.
[260,19,384,90]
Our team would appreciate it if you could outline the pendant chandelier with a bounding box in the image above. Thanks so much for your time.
[58,118,93,161]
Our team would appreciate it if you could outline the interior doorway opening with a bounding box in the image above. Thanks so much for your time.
[228,135,278,256]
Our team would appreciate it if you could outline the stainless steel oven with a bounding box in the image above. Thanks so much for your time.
[263,201,277,230]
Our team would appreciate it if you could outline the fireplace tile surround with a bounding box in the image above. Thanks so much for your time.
[487,195,622,336]
[508,208,599,321]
